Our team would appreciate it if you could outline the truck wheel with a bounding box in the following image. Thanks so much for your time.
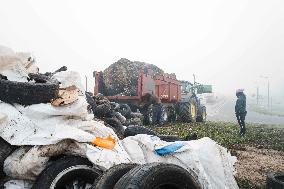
[267,172,284,189]
[158,105,168,124]
[114,163,201,189]
[144,105,155,125]
[196,106,206,122]
[178,98,197,123]
[93,164,137,189]
[32,156,103,189]
[167,105,177,122]
[0,138,13,178]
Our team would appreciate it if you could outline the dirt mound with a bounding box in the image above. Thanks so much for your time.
[102,58,164,96]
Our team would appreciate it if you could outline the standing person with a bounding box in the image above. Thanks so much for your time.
[235,89,247,135]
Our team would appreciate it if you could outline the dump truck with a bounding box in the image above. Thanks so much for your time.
[94,67,212,125]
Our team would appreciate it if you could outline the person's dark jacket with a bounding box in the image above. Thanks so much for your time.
[235,93,246,115]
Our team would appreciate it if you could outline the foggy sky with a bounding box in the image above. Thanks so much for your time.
[0,0,283,96]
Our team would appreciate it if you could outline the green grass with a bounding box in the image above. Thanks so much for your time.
[153,121,284,151]
[250,104,284,117]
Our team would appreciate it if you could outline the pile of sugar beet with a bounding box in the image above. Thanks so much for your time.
[101,58,164,96]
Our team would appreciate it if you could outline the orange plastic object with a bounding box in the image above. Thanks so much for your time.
[92,135,116,150]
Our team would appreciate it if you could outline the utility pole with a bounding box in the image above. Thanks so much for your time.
[260,76,270,109]
[85,75,88,92]
[256,86,259,105]
[267,79,270,108]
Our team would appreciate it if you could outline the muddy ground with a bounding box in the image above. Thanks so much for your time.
[233,146,284,188]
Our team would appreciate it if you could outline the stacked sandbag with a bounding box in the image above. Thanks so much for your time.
[102,58,164,96]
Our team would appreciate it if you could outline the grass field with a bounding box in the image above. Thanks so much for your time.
[152,121,284,189]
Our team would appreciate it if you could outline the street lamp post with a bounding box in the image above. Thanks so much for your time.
[260,76,270,108]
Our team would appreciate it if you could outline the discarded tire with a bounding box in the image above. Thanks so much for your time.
[32,156,103,189]
[0,79,59,105]
[267,172,284,189]
[124,126,157,137]
[158,135,183,142]
[0,137,13,178]
[93,103,112,118]
[105,118,125,138]
[114,163,201,189]
[93,164,137,189]
[118,104,131,118]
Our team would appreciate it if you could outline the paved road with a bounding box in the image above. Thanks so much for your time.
[206,96,284,125]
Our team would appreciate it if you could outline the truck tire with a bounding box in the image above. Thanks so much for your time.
[178,98,197,123]
[32,156,103,189]
[143,105,156,125]
[167,105,177,122]
[0,79,59,105]
[105,118,125,139]
[157,105,168,124]
[93,164,137,189]
[196,106,206,122]
[124,126,157,137]
[0,138,13,178]
[267,172,284,189]
[114,163,201,189]
[118,104,131,118]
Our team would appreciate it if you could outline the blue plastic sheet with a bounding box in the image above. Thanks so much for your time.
[155,142,186,156]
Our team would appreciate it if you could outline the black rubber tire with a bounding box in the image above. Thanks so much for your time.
[196,106,206,122]
[32,156,103,189]
[0,138,13,178]
[114,163,201,189]
[0,79,59,105]
[167,105,177,122]
[267,172,284,189]
[94,103,112,118]
[105,118,125,139]
[124,126,157,137]
[143,105,155,125]
[157,105,168,124]
[158,135,183,142]
[93,164,137,189]
[118,104,131,118]
[178,98,197,123]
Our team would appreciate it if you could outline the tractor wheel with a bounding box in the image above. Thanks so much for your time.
[143,105,155,125]
[158,105,168,124]
[196,106,206,122]
[178,98,197,123]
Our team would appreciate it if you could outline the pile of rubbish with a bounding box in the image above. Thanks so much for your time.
[0,46,239,189]
[102,58,164,96]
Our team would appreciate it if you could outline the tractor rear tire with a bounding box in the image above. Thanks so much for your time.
[178,98,197,123]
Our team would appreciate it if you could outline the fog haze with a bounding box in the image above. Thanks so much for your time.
[0,0,283,97]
